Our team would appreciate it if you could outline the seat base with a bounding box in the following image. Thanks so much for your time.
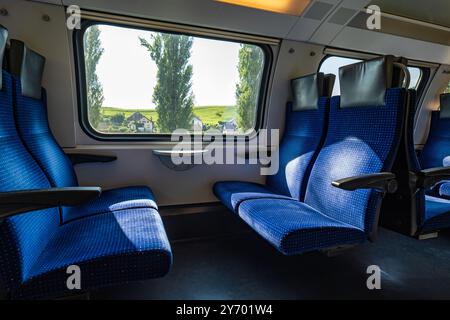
[15,207,172,299]
[213,181,292,213]
[238,198,366,256]
[63,186,158,223]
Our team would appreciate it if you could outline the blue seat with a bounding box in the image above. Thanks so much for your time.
[8,39,157,223]
[415,94,450,233]
[214,73,334,212]
[236,57,406,254]
[239,199,366,255]
[0,29,171,299]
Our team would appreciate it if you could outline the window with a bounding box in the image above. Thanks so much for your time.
[319,56,423,96]
[444,81,450,94]
[77,23,269,138]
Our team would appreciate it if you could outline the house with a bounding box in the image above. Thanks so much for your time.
[192,116,203,132]
[222,118,238,134]
[126,112,154,133]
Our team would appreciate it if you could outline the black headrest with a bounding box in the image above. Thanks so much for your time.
[440,93,450,119]
[323,74,336,98]
[0,25,8,90]
[291,72,334,111]
[8,39,45,99]
[339,55,396,108]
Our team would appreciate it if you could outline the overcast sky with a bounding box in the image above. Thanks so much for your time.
[94,25,241,109]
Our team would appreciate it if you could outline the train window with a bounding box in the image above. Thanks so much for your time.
[77,23,270,139]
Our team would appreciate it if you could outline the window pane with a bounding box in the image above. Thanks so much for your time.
[83,24,265,135]
[408,67,422,90]
[320,56,423,95]
[444,81,450,94]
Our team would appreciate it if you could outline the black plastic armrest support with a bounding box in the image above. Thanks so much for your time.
[0,187,102,219]
[67,153,117,165]
[415,167,450,190]
[332,172,398,194]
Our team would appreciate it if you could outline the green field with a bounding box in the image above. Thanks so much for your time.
[101,105,237,126]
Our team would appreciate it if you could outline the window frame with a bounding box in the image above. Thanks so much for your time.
[74,19,273,142]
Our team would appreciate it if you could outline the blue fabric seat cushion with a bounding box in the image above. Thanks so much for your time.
[422,195,450,233]
[238,198,366,255]
[438,181,450,199]
[15,207,172,299]
[213,181,293,213]
[63,186,158,223]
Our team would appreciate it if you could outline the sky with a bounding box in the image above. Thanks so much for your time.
[93,25,241,109]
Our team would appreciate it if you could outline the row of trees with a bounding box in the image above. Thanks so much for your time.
[85,28,263,133]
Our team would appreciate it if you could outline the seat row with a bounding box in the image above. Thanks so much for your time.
[0,26,172,299]
[214,55,450,254]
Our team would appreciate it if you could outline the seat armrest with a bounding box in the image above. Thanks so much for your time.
[332,172,398,193]
[67,153,117,165]
[0,187,102,219]
[414,167,450,190]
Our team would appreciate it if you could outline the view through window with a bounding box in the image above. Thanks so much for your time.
[320,56,423,96]
[444,81,450,94]
[82,24,266,136]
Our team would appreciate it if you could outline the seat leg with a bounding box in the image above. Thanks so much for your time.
[417,232,439,240]
[321,245,357,257]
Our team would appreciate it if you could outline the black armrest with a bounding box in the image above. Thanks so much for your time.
[332,172,398,193]
[414,167,450,190]
[0,187,102,219]
[67,153,117,165]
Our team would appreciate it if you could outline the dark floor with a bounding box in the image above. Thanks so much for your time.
[92,222,450,300]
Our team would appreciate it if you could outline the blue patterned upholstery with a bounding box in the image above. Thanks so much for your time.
[419,112,450,171]
[411,94,450,233]
[12,79,157,221]
[0,70,60,295]
[213,181,293,213]
[238,88,405,254]
[239,199,366,255]
[0,71,172,298]
[266,99,329,200]
[214,97,329,212]
[64,186,158,222]
[304,90,404,234]
[419,110,450,197]
[422,196,450,233]
[439,182,450,199]
[15,208,171,299]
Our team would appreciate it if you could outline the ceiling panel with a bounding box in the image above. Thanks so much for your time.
[371,0,450,28]
[60,0,299,38]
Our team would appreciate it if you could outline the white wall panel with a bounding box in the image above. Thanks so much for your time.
[0,0,76,147]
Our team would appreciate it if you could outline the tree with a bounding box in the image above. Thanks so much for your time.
[140,34,194,133]
[84,26,104,128]
[110,112,125,126]
[236,44,264,132]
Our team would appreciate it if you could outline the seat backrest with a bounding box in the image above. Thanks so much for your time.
[8,40,78,189]
[266,73,334,200]
[419,93,450,170]
[0,28,59,293]
[304,56,406,234]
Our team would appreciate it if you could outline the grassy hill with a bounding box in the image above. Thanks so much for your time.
[101,105,237,126]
